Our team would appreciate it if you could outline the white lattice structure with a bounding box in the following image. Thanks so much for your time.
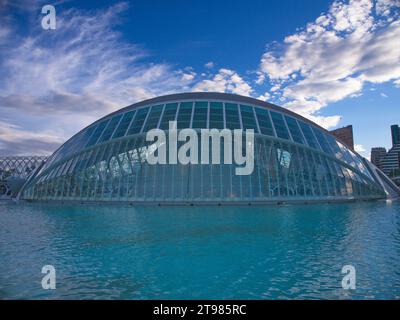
[0,156,48,180]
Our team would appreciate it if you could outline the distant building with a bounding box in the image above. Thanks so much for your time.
[371,147,387,170]
[330,125,354,151]
[391,125,400,147]
[381,144,400,177]
[374,124,400,177]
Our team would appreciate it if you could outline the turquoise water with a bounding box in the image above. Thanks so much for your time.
[0,201,399,299]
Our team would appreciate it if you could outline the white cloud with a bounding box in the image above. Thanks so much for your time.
[178,68,197,82]
[283,77,363,114]
[270,84,281,92]
[354,143,370,158]
[0,2,258,155]
[257,0,400,128]
[204,61,215,69]
[354,144,366,152]
[193,68,253,96]
[0,3,256,155]
[257,92,271,101]
[181,73,196,81]
[1,0,399,154]
[375,0,400,17]
[0,2,196,155]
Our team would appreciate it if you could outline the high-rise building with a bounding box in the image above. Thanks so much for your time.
[391,124,400,147]
[371,147,387,170]
[374,124,400,177]
[330,125,354,151]
[381,145,400,177]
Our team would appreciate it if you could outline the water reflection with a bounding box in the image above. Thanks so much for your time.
[0,201,399,299]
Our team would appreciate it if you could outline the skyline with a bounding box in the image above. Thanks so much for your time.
[0,0,399,159]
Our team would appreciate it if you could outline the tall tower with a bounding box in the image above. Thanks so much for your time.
[371,147,387,170]
[329,125,354,151]
[391,124,400,147]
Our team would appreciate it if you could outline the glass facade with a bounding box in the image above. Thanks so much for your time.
[22,93,386,203]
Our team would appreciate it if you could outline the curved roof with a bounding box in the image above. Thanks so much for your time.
[37,92,373,182]
[87,92,331,135]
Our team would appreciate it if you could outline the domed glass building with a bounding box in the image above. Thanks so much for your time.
[21,92,394,204]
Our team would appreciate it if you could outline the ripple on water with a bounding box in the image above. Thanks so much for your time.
[0,201,399,299]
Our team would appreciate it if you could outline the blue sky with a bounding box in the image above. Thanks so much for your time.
[0,0,399,158]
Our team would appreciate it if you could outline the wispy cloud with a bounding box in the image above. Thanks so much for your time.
[1,0,399,156]
[256,0,400,128]
[0,120,64,155]
[204,61,215,69]
[0,2,196,155]
[1,2,196,111]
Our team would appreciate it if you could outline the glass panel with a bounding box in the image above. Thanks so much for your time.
[142,105,164,132]
[325,134,343,159]
[152,151,164,200]
[324,157,340,196]
[307,151,321,196]
[79,125,97,148]
[312,127,334,155]
[224,103,240,130]
[190,162,203,199]
[337,141,357,168]
[285,144,298,196]
[270,111,290,139]
[209,102,224,129]
[126,138,142,199]
[258,139,271,197]
[112,111,136,138]
[334,162,348,196]
[86,119,109,147]
[254,107,274,136]
[251,139,262,198]
[348,149,373,179]
[291,145,306,196]
[269,141,280,196]
[126,107,149,135]
[240,105,258,132]
[298,121,321,150]
[314,153,328,196]
[177,102,193,129]
[159,103,178,130]
[277,142,290,197]
[284,115,305,144]
[97,114,123,143]
[55,124,97,163]
[192,101,208,129]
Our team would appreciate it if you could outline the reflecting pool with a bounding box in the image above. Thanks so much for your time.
[0,201,399,299]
